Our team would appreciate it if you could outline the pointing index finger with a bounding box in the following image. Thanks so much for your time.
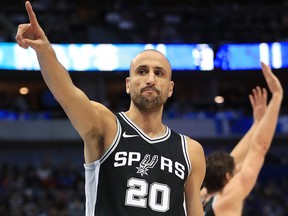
[25,1,39,27]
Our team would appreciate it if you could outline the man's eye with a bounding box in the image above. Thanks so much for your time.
[139,69,146,74]
[155,70,163,76]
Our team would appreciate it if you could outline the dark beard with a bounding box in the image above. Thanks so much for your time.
[133,95,163,113]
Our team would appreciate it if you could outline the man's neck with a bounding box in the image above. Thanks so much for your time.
[124,110,166,138]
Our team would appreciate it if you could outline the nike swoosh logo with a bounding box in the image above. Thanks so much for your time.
[122,131,139,138]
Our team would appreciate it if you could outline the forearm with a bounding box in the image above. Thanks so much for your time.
[230,122,259,170]
[36,43,75,104]
[252,94,283,151]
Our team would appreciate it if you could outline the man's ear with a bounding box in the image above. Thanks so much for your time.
[168,81,174,97]
[225,172,233,182]
[126,77,130,94]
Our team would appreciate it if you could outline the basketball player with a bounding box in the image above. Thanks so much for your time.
[201,62,283,216]
[15,1,206,215]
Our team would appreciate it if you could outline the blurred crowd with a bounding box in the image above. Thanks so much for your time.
[0,1,287,215]
[0,157,85,216]
[1,0,288,44]
[0,150,287,216]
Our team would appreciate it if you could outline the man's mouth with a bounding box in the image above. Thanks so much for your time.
[141,87,160,95]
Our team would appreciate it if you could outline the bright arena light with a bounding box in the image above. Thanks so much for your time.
[214,96,224,104]
[19,87,29,95]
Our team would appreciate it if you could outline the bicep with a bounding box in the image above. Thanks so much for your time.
[61,88,112,138]
[239,147,265,197]
[185,138,206,216]
[61,88,117,163]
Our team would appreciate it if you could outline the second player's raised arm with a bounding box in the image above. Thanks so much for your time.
[234,63,283,199]
[230,86,267,172]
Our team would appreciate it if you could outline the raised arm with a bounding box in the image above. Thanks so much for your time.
[230,86,267,172]
[15,1,117,163]
[234,62,283,198]
[251,62,283,144]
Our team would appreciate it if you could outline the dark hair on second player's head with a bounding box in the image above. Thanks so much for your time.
[203,151,235,193]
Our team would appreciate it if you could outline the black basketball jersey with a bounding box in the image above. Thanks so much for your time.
[203,196,216,216]
[84,112,192,216]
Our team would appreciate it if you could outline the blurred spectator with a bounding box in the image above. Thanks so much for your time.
[1,0,288,43]
[0,150,287,215]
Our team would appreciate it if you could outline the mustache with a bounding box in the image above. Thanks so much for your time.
[140,86,160,95]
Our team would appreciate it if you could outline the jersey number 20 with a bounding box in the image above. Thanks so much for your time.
[125,177,171,212]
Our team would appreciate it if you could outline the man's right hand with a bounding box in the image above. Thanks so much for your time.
[15,1,50,52]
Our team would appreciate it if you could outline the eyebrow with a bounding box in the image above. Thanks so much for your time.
[136,65,167,72]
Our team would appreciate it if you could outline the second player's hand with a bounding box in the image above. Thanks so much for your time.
[249,86,267,122]
[260,62,283,96]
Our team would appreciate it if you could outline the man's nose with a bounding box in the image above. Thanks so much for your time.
[146,71,156,85]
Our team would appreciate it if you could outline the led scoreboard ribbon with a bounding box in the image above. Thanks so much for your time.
[0,42,287,71]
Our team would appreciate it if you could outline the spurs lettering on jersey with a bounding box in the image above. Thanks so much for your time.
[114,151,185,180]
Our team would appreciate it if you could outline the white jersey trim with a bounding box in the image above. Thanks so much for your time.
[83,116,122,216]
[119,112,171,144]
[84,160,100,216]
[100,117,122,164]
[181,135,192,175]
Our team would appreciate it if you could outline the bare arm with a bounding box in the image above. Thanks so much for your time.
[250,62,283,146]
[230,86,267,172]
[185,138,206,216]
[213,63,283,215]
[233,62,283,199]
[15,1,117,163]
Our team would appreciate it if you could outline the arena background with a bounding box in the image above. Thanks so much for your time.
[0,0,287,215]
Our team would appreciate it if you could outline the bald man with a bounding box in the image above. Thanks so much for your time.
[15,2,206,215]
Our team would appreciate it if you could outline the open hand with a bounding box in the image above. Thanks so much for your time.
[249,86,267,122]
[260,62,283,97]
